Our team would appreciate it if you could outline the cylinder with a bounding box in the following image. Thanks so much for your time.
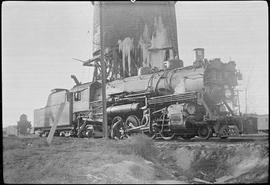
[106,103,140,115]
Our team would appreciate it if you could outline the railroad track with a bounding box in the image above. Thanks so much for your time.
[153,134,268,143]
[39,133,268,144]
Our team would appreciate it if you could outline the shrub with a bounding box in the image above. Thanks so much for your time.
[116,134,159,162]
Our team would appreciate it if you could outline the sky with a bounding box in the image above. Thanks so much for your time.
[2,1,268,128]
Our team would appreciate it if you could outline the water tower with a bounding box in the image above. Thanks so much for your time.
[88,1,179,79]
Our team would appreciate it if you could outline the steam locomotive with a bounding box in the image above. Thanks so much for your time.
[33,2,245,140]
[34,48,244,140]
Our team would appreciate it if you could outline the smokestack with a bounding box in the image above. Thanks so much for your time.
[194,48,204,62]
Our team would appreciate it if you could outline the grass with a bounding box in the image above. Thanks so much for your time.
[110,134,159,162]
[3,134,269,184]
[3,134,160,184]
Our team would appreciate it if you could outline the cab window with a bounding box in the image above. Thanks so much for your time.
[74,92,81,101]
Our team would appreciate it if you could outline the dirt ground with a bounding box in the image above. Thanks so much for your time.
[3,134,269,184]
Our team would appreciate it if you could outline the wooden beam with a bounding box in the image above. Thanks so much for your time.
[47,103,65,145]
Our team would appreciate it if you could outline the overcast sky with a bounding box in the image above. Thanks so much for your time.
[2,1,268,127]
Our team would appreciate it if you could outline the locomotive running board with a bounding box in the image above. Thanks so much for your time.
[148,92,197,105]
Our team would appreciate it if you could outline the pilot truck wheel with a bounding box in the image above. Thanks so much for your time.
[197,125,212,139]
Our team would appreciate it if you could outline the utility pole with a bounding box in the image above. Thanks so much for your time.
[237,89,241,115]
[99,1,108,139]
[245,87,248,114]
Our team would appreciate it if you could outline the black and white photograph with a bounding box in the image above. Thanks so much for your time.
[2,1,268,184]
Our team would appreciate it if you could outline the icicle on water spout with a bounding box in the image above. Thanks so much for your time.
[149,16,172,69]
[118,37,134,77]
[151,16,171,50]
[139,24,151,67]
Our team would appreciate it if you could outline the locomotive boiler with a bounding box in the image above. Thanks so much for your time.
[33,1,244,140]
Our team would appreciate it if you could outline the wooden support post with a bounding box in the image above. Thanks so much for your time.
[100,1,108,139]
[77,116,80,136]
[47,103,65,145]
[78,120,87,137]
